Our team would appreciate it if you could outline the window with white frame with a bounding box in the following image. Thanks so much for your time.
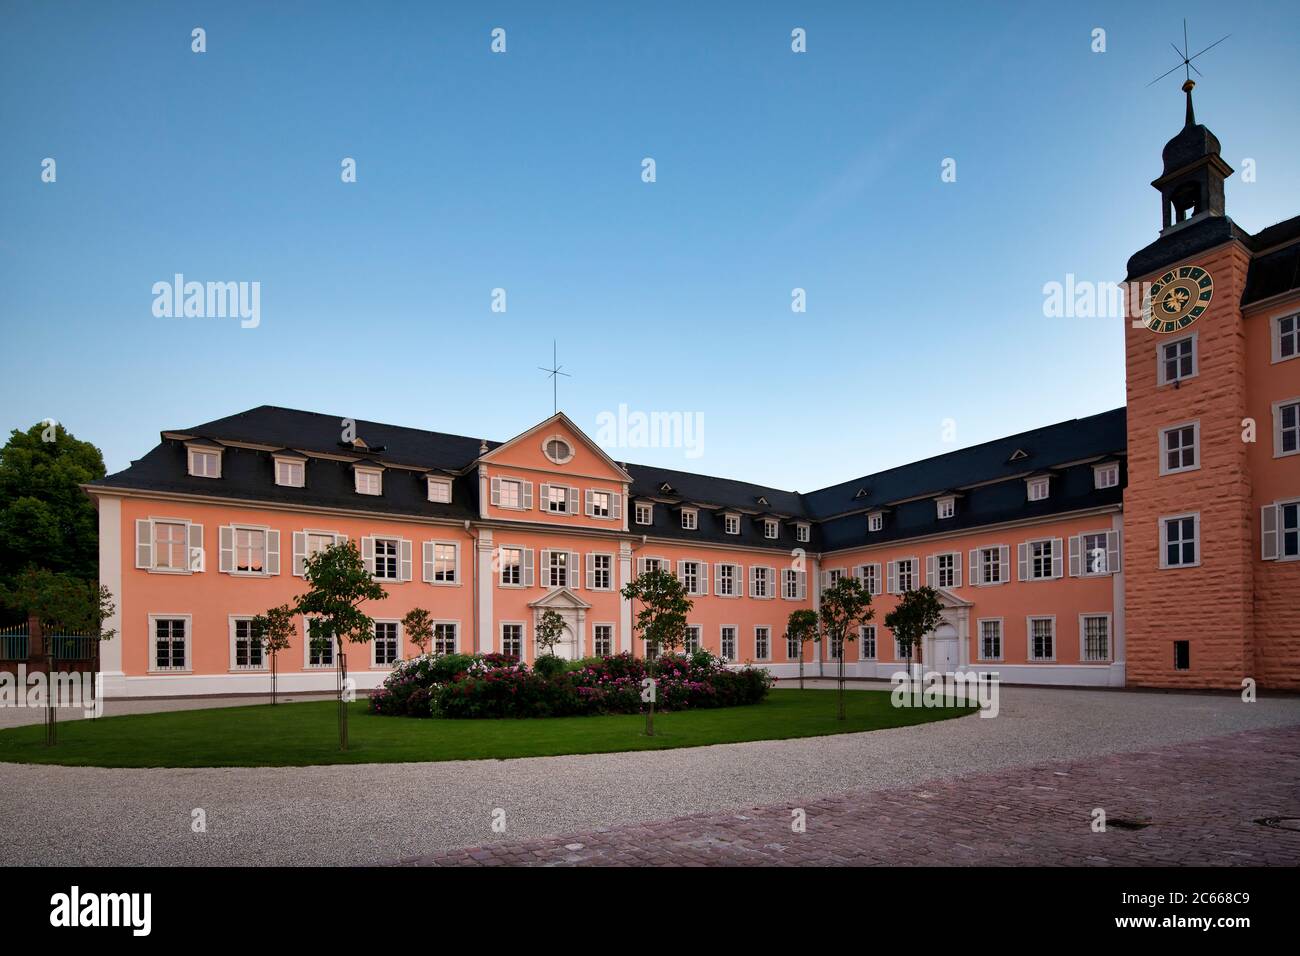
[785,629,801,659]
[796,523,810,543]
[371,537,400,580]
[1081,614,1111,662]
[889,557,917,594]
[860,625,877,659]
[1025,538,1058,580]
[1074,531,1117,575]
[827,568,844,587]
[431,542,458,583]
[231,617,264,670]
[724,514,740,535]
[231,526,268,574]
[296,530,342,576]
[978,619,1003,661]
[544,550,571,588]
[684,625,701,654]
[750,566,772,598]
[587,553,613,590]
[427,477,452,503]
[856,563,880,596]
[1160,422,1199,474]
[975,545,1008,585]
[1274,399,1300,457]
[680,560,704,595]
[1158,333,1197,385]
[828,631,844,660]
[933,552,958,588]
[1161,513,1199,568]
[1275,311,1298,362]
[1026,477,1050,501]
[1094,462,1119,489]
[497,478,524,509]
[588,490,613,518]
[936,497,955,520]
[868,512,883,532]
[187,447,221,478]
[306,624,334,667]
[716,563,739,597]
[720,626,737,661]
[754,626,770,660]
[501,623,523,659]
[433,622,457,656]
[764,519,779,540]
[151,616,189,671]
[1028,616,1055,661]
[275,458,305,488]
[638,556,664,575]
[546,485,571,514]
[782,568,804,600]
[373,621,399,667]
[593,624,613,657]
[500,547,523,586]
[354,468,382,496]
[151,520,191,572]
[635,502,653,525]
[681,508,697,530]
[1262,500,1300,561]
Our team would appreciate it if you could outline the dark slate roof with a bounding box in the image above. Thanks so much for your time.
[1243,216,1300,305]
[1126,214,1252,281]
[1161,122,1221,176]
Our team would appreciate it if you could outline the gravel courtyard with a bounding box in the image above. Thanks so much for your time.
[1,683,1298,866]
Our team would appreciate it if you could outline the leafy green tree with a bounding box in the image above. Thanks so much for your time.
[0,422,105,589]
[401,607,433,656]
[534,608,566,658]
[818,575,873,720]
[620,566,693,737]
[784,608,819,690]
[292,540,387,750]
[884,585,945,697]
[250,604,296,705]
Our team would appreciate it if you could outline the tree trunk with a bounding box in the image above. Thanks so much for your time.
[337,648,349,751]
[644,646,656,737]
[45,650,56,746]
[271,651,278,706]
[837,639,846,720]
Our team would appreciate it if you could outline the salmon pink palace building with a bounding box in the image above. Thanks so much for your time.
[88,89,1299,698]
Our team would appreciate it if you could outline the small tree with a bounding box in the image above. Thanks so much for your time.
[818,575,873,720]
[250,604,295,705]
[620,566,693,737]
[884,585,945,700]
[534,608,566,658]
[0,568,116,744]
[401,607,433,656]
[784,608,818,690]
[292,540,387,751]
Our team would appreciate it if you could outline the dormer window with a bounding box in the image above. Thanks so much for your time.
[868,511,883,532]
[763,519,779,540]
[681,508,698,530]
[635,502,653,526]
[796,523,810,543]
[1093,462,1119,490]
[427,476,452,503]
[187,446,221,479]
[543,437,573,465]
[1026,476,1050,502]
[724,514,740,535]
[355,467,383,496]
[274,456,304,488]
[936,497,955,520]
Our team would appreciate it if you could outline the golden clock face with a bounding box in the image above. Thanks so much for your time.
[1143,265,1214,333]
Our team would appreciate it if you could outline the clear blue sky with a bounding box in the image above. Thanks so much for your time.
[2,1,1297,491]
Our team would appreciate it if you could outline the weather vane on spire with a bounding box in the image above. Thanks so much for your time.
[1147,18,1230,90]
[538,340,571,416]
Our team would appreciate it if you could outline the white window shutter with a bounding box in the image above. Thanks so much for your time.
[797,571,806,600]
[611,493,622,520]
[539,483,551,509]
[400,539,413,581]
[523,548,535,586]
[569,552,580,588]
[676,559,685,583]
[568,487,579,514]
[586,552,596,589]
[490,476,501,506]
[585,488,594,516]
[522,482,533,510]
[188,523,204,572]
[637,557,647,576]
[1107,530,1121,572]
[1068,535,1081,577]
[999,545,1011,583]
[1052,538,1064,578]
[969,550,979,585]
[887,561,898,595]
[423,541,435,582]
[1017,543,1028,581]
[361,536,375,575]
[749,567,757,597]
[266,530,281,575]
[540,549,552,584]
[293,531,306,576]
[953,551,962,587]
[714,563,723,594]
[1261,505,1279,560]
[452,543,461,582]
[135,519,153,569]
[700,561,709,595]
[925,555,936,588]
[219,526,234,573]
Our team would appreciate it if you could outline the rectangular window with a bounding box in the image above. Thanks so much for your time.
[233,527,266,574]
[754,626,770,660]
[796,523,810,543]
[935,552,956,588]
[373,621,399,667]
[499,479,523,509]
[724,514,740,535]
[764,519,778,540]
[635,503,652,525]
[152,617,188,671]
[546,485,570,514]
[978,547,1004,585]
[545,551,570,588]
[433,543,457,583]
[307,628,334,667]
[589,553,613,590]
[1161,513,1199,568]
[372,537,399,580]
[433,622,457,656]
[1094,462,1119,489]
[275,459,304,488]
[640,556,663,574]
[680,561,702,595]
[1159,334,1196,385]
[782,569,804,600]
[1028,617,1055,661]
[750,566,771,598]
[1081,615,1110,662]
[936,497,955,519]
[827,568,844,587]
[593,624,613,657]
[868,512,883,532]
[355,469,382,496]
[589,491,612,518]
[427,478,452,503]
[1160,422,1199,474]
[720,626,737,661]
[829,632,844,660]
[860,625,877,660]
[1027,477,1050,501]
[681,509,697,530]
[1174,640,1191,671]
[684,625,701,654]
[232,618,264,670]
[1030,539,1054,580]
[857,563,880,596]
[153,521,190,571]
[501,623,523,659]
[978,619,1003,661]
[1276,312,1298,361]
[500,547,523,586]
[1081,532,1110,574]
[717,563,738,597]
[188,449,220,478]
[890,558,916,593]
[1282,502,1300,559]
[1275,399,1300,457]
[786,631,801,659]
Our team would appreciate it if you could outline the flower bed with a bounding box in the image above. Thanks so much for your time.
[368,649,773,719]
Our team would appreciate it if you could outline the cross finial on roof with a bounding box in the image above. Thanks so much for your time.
[1147,18,1231,122]
[537,340,571,417]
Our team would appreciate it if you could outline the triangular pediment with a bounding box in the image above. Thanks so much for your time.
[934,586,972,608]
[478,412,631,482]
[528,586,592,610]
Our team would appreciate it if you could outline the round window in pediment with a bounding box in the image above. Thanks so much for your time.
[543,437,574,465]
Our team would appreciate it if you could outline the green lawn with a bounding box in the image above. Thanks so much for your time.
[0,689,975,768]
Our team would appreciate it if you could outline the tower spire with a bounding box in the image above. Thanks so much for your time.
[1182,79,1196,127]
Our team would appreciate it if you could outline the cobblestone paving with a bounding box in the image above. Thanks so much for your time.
[400,725,1300,866]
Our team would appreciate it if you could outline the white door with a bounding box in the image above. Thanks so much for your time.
[933,623,959,673]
